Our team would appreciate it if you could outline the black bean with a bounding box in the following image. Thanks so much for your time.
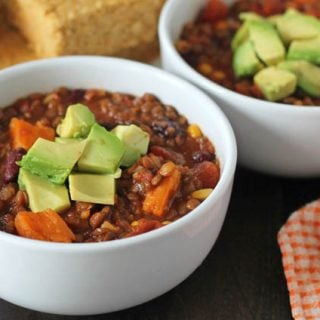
[192,151,213,163]
[152,121,167,138]
[62,89,85,105]
[3,148,26,184]
[152,120,182,139]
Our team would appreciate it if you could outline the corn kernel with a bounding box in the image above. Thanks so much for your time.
[191,188,213,200]
[162,221,171,225]
[188,124,202,138]
[131,221,139,227]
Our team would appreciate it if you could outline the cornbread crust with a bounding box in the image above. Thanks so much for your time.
[4,0,165,58]
[116,39,160,62]
[0,7,36,69]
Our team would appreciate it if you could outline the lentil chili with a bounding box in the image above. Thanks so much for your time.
[0,88,220,242]
[177,0,320,106]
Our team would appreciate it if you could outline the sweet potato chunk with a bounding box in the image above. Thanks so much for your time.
[10,118,55,150]
[143,165,181,217]
[128,218,162,237]
[15,209,75,243]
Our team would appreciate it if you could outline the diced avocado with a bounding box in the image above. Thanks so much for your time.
[233,40,264,78]
[278,60,320,97]
[120,148,141,167]
[56,103,95,138]
[19,138,85,184]
[231,22,249,51]
[284,8,301,17]
[18,168,70,212]
[249,20,285,66]
[276,10,320,44]
[112,124,150,167]
[69,173,115,205]
[77,123,125,174]
[55,137,83,144]
[232,20,285,65]
[112,167,122,179]
[268,14,282,26]
[288,36,320,65]
[254,67,297,101]
[239,12,264,22]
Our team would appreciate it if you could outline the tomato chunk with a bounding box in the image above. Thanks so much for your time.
[200,0,229,22]
[193,161,220,189]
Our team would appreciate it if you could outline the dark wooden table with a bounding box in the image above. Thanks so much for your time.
[3,166,318,320]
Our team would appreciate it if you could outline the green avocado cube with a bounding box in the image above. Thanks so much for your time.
[233,40,264,78]
[112,124,150,167]
[69,173,115,205]
[288,36,320,65]
[278,60,320,97]
[77,124,125,174]
[276,9,320,44]
[239,12,264,23]
[56,103,95,138]
[254,67,297,101]
[231,21,250,51]
[18,168,70,212]
[267,14,283,26]
[232,20,285,67]
[55,137,84,144]
[112,168,122,179]
[19,138,86,184]
[248,20,286,66]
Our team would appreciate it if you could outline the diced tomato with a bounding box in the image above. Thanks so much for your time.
[200,0,229,23]
[235,82,252,96]
[150,146,186,165]
[261,0,284,16]
[251,84,264,99]
[150,146,172,159]
[192,161,220,189]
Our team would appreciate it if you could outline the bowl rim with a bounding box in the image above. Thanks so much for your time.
[159,0,320,111]
[0,56,237,252]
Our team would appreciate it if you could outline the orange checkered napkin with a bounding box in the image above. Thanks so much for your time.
[278,200,320,320]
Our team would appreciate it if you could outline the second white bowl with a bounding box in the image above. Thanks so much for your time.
[159,0,320,177]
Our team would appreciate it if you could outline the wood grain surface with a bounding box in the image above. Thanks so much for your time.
[2,166,316,320]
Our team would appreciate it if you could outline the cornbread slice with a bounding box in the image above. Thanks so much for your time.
[3,0,165,60]
[0,9,36,69]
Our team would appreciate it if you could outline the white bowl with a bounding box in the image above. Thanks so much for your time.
[0,57,236,315]
[159,0,320,177]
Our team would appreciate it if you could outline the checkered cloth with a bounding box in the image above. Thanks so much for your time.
[278,200,320,320]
